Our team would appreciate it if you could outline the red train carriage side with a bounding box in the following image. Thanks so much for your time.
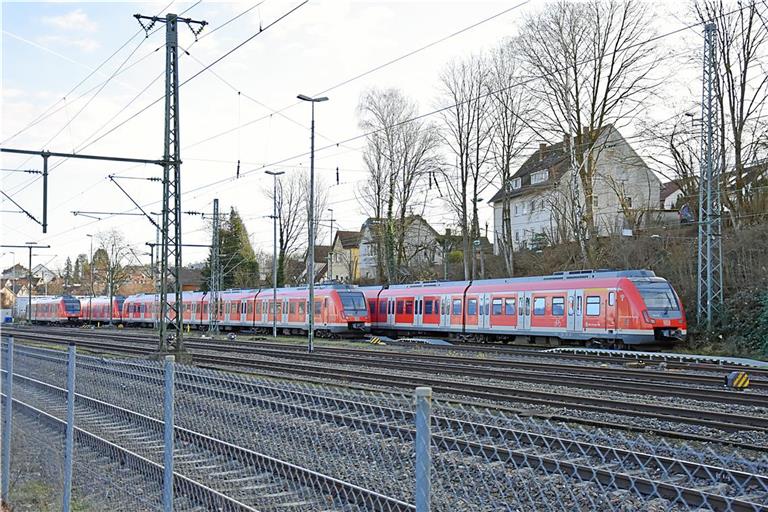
[79,296,125,323]
[30,295,81,324]
[363,270,686,347]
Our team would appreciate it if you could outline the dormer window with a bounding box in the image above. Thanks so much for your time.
[510,177,521,190]
[531,170,549,185]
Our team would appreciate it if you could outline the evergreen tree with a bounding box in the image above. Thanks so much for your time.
[202,207,259,291]
[63,257,73,292]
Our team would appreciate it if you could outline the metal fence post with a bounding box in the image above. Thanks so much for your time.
[1,336,14,505]
[62,343,76,512]
[414,386,432,512]
[163,355,175,512]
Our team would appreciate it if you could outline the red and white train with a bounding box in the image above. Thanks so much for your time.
[29,295,81,324]
[26,269,686,347]
[122,285,369,336]
[362,270,685,347]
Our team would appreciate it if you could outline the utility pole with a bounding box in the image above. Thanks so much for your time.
[209,198,221,334]
[297,94,329,354]
[1,243,50,322]
[265,171,285,338]
[696,22,723,329]
[327,208,335,281]
[135,13,207,355]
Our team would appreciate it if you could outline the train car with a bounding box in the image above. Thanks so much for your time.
[29,295,81,324]
[79,296,125,324]
[362,270,686,348]
[123,284,370,336]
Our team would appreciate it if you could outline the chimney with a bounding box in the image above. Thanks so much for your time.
[539,143,547,161]
[445,228,452,237]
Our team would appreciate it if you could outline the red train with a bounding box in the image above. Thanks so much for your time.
[122,285,369,336]
[29,295,81,324]
[362,270,686,347]
[79,296,125,324]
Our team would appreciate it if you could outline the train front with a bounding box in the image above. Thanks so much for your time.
[631,278,687,342]
[336,290,370,332]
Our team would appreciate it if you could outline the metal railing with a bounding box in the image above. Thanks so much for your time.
[1,335,766,511]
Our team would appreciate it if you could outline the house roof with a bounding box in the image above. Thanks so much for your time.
[488,125,626,204]
[314,245,331,262]
[334,230,361,249]
[660,180,682,202]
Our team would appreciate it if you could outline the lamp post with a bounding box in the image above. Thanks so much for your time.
[327,208,334,281]
[265,170,285,338]
[297,93,328,354]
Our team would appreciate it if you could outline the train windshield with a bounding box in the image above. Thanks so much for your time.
[338,292,367,314]
[634,282,679,313]
[62,296,81,314]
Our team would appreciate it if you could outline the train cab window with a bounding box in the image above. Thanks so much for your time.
[491,299,502,315]
[425,300,433,315]
[608,292,616,306]
[379,301,387,315]
[467,299,477,316]
[504,298,516,315]
[396,301,404,315]
[552,297,565,316]
[452,299,462,315]
[405,301,413,315]
[586,296,601,316]
[533,297,546,315]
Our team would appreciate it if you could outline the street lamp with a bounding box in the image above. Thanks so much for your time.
[327,208,334,281]
[297,93,328,354]
[265,170,285,338]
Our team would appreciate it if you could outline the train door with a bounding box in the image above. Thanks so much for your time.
[567,290,584,332]
[517,291,532,330]
[478,294,489,330]
[606,290,617,334]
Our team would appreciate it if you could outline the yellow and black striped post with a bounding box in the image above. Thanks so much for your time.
[725,371,750,390]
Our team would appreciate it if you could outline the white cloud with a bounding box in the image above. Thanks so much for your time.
[38,35,100,53]
[41,8,98,32]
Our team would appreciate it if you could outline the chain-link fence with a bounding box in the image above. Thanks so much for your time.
[1,336,767,511]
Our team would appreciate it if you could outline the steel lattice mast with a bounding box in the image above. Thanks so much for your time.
[696,22,723,328]
[135,13,206,354]
[209,198,221,334]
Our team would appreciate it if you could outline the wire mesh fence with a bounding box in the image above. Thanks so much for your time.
[1,335,767,511]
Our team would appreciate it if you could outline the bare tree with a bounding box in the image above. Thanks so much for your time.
[95,229,132,325]
[517,0,660,262]
[488,40,534,276]
[264,172,304,286]
[357,87,440,283]
[696,0,768,228]
[438,53,494,280]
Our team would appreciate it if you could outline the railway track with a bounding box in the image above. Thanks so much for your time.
[7,345,767,511]
[3,328,768,448]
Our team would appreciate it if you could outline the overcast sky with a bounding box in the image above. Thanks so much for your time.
[1,0,698,273]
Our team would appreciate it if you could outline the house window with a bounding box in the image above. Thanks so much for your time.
[514,204,520,216]
[530,200,536,212]
[515,230,520,242]
[511,177,521,190]
[586,296,601,316]
[531,170,549,184]
[522,202,528,214]
[592,195,599,208]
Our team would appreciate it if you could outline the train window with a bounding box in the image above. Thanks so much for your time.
[505,298,516,315]
[552,297,565,316]
[298,302,305,315]
[586,296,601,316]
[290,302,296,314]
[405,301,413,315]
[276,303,282,315]
[608,292,616,306]
[568,297,574,316]
[314,301,322,314]
[396,301,404,314]
[369,301,375,315]
[533,297,546,315]
[467,299,477,315]
[491,299,502,315]
[452,299,462,315]
[242,302,247,314]
[226,302,231,314]
[248,302,254,314]
[425,300,433,315]
[379,301,387,315]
